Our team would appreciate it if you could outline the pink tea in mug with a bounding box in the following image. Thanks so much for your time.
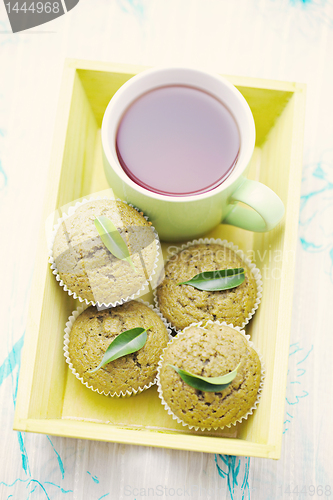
[115,85,240,196]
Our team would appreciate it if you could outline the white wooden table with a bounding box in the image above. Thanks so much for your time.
[1,0,333,498]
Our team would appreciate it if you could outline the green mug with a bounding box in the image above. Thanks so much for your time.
[102,67,284,241]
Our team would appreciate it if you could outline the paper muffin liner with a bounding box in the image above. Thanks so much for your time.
[153,237,263,334]
[156,320,265,431]
[48,195,162,309]
[64,299,172,398]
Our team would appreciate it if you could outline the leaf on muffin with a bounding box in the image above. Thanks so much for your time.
[88,326,150,373]
[178,268,245,291]
[94,215,136,272]
[168,362,241,392]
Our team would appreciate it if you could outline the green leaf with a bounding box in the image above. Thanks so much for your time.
[88,326,150,373]
[168,362,241,392]
[94,215,136,272]
[178,268,245,291]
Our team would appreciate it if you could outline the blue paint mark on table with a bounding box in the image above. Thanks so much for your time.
[283,343,313,433]
[299,156,333,282]
[0,335,24,387]
[0,478,30,488]
[215,455,251,499]
[46,436,65,480]
[290,0,317,5]
[87,471,100,484]
[27,479,51,499]
[262,0,333,38]
[0,328,76,498]
[0,331,31,477]
[288,0,330,11]
[116,0,145,20]
[97,493,110,500]
[44,482,73,494]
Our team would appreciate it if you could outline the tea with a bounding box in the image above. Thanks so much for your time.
[115,85,240,196]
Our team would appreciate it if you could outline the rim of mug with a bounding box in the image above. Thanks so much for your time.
[101,66,256,202]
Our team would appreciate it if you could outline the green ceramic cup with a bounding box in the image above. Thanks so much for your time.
[102,67,284,242]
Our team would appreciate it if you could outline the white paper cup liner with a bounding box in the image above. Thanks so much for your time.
[48,195,162,308]
[156,320,265,431]
[153,237,262,334]
[64,299,172,397]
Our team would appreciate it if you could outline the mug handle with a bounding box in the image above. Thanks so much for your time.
[223,179,285,232]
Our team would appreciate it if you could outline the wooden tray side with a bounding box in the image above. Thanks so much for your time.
[78,69,137,127]
[57,72,99,207]
[240,87,306,451]
[75,58,296,145]
[265,86,306,453]
[14,64,77,425]
[26,71,102,420]
[236,87,293,146]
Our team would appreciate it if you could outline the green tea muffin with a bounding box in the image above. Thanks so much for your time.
[65,300,169,396]
[157,323,262,429]
[52,199,158,305]
[156,241,260,330]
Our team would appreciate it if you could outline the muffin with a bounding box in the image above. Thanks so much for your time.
[52,199,158,306]
[65,300,170,396]
[156,240,261,330]
[157,322,263,429]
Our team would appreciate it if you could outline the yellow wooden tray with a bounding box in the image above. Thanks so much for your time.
[13,59,306,459]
